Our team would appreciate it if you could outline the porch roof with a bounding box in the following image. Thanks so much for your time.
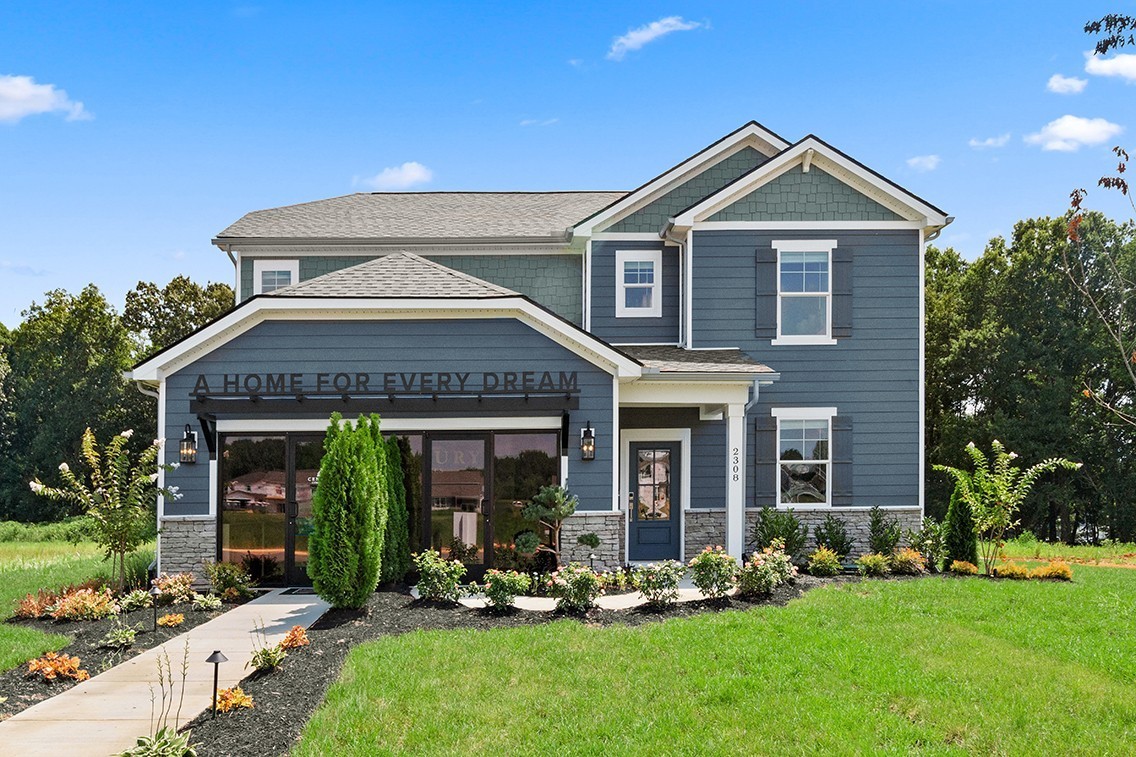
[619,345,775,378]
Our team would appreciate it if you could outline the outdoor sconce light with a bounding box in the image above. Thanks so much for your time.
[580,422,595,461]
[206,650,229,718]
[150,585,161,631]
[179,425,198,464]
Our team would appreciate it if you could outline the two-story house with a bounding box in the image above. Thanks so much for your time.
[132,121,950,582]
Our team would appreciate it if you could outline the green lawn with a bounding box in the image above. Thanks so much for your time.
[296,567,1136,755]
[0,541,153,671]
[1001,537,1136,565]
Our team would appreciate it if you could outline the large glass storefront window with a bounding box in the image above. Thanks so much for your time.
[220,436,287,583]
[492,432,559,571]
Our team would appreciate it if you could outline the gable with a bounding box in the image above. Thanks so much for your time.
[600,146,770,234]
[707,165,904,223]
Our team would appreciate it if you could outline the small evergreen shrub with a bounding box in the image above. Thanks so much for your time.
[157,613,184,627]
[813,514,854,559]
[119,589,153,612]
[949,560,979,575]
[688,546,738,599]
[576,532,601,550]
[807,546,843,577]
[993,561,1030,580]
[381,435,411,584]
[943,485,980,567]
[203,561,255,600]
[632,560,685,608]
[855,553,891,577]
[27,652,89,683]
[512,530,540,555]
[216,686,255,713]
[1030,561,1073,581]
[413,549,467,602]
[191,593,222,612]
[549,563,603,611]
[907,517,947,572]
[280,625,310,649]
[751,508,809,559]
[51,587,118,621]
[868,506,902,555]
[152,573,195,605]
[481,569,532,609]
[890,547,926,575]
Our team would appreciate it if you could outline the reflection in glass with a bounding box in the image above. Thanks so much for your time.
[780,462,828,504]
[636,449,671,520]
[220,436,286,583]
[493,433,558,568]
[430,439,486,564]
[292,438,324,581]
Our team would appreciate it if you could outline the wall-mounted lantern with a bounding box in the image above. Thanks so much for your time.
[179,425,198,464]
[580,422,595,461]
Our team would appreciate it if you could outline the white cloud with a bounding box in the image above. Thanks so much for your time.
[520,118,559,127]
[357,161,433,190]
[607,16,702,61]
[1047,73,1087,94]
[968,133,1011,149]
[1084,52,1136,82]
[567,58,584,68]
[906,154,941,172]
[0,75,90,123]
[0,260,46,276]
[1024,115,1124,152]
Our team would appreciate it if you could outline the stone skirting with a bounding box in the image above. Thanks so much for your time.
[561,511,625,571]
[684,509,727,558]
[158,517,215,582]
[745,507,924,557]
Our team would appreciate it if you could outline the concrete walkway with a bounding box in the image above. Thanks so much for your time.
[0,589,329,757]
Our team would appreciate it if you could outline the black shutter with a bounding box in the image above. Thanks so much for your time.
[755,246,777,338]
[831,247,853,338]
[831,415,853,506]
[753,415,777,507]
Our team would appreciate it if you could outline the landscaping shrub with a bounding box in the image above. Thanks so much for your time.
[413,549,467,602]
[121,727,196,756]
[576,532,601,550]
[943,485,980,568]
[1030,561,1073,581]
[632,560,685,608]
[241,551,281,583]
[949,560,979,575]
[380,435,411,584]
[521,485,579,563]
[481,569,532,609]
[738,554,781,597]
[51,587,118,621]
[855,553,891,577]
[152,572,195,605]
[549,563,603,611]
[191,593,222,612]
[281,625,310,649]
[688,546,738,599]
[762,539,798,584]
[100,621,139,649]
[599,568,631,592]
[119,588,153,612]
[157,613,184,627]
[248,643,287,673]
[13,588,61,619]
[906,517,947,572]
[27,652,89,682]
[203,560,255,600]
[0,516,97,543]
[868,506,902,556]
[813,514,854,559]
[308,414,385,609]
[216,686,255,713]
[993,562,1030,580]
[890,547,926,575]
[751,508,808,560]
[807,546,843,577]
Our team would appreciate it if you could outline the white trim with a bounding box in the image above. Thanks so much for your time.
[584,239,592,332]
[620,427,692,564]
[560,455,569,488]
[771,239,838,253]
[621,380,752,407]
[252,259,299,295]
[726,403,746,559]
[612,376,621,512]
[684,228,694,348]
[695,220,925,231]
[208,458,218,519]
[774,242,835,344]
[132,296,643,382]
[590,233,664,241]
[216,416,563,433]
[234,249,242,301]
[771,406,839,419]
[233,244,576,256]
[771,337,838,346]
[764,505,921,512]
[772,407,838,508]
[918,228,926,517]
[615,249,663,318]
[156,379,167,520]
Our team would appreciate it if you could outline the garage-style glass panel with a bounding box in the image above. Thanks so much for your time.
[220,435,286,583]
[492,432,559,568]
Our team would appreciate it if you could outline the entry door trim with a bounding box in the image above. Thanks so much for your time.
[620,427,691,564]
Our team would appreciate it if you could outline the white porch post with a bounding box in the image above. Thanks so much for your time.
[726,402,746,560]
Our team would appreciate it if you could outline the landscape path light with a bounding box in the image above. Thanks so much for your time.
[206,650,228,718]
[150,585,161,632]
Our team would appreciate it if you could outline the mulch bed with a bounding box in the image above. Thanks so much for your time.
[0,597,257,721]
[183,575,835,757]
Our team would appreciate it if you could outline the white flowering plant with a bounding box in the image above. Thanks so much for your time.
[632,560,686,608]
[548,562,603,612]
[688,546,738,599]
[29,427,179,591]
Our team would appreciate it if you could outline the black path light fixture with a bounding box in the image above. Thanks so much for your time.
[206,650,228,718]
[179,424,198,464]
[580,421,595,461]
[150,585,161,631]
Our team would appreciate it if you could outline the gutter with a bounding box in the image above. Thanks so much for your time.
[925,216,955,242]
[211,234,574,248]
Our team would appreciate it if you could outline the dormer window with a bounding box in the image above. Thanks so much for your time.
[253,260,300,295]
[615,249,662,318]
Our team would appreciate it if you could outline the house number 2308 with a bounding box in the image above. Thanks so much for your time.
[731,447,741,482]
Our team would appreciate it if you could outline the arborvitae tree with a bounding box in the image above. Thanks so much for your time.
[943,484,979,567]
[380,435,410,583]
[308,414,382,609]
[359,415,387,588]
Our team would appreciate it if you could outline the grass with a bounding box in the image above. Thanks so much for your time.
[296,566,1136,755]
[0,541,154,671]
[1001,536,1136,566]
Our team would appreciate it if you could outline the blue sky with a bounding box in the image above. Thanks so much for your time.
[2,1,1135,326]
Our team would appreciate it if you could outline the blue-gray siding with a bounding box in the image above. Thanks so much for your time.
[621,408,726,509]
[590,240,680,344]
[162,318,614,516]
[691,229,920,509]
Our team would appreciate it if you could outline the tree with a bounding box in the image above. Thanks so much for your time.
[29,428,172,591]
[122,276,234,359]
[380,435,410,583]
[519,485,578,564]
[943,485,979,567]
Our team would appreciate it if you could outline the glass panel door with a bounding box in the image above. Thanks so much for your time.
[628,442,681,561]
[427,437,488,569]
[220,435,287,584]
[290,436,324,585]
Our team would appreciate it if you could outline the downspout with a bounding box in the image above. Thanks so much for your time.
[134,381,159,400]
[924,216,954,243]
[661,220,687,345]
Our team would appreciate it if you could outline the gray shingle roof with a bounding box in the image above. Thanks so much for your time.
[216,191,628,241]
[266,252,518,299]
[619,345,774,375]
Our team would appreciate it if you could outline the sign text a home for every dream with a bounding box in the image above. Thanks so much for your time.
[190,371,580,396]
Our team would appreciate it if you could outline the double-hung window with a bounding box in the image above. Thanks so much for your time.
[772,407,835,506]
[615,249,662,318]
[773,240,837,345]
[252,260,300,295]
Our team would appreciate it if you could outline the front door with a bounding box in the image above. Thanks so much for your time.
[425,435,490,577]
[287,435,324,585]
[629,442,681,561]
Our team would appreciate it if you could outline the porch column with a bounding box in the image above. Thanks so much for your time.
[726,402,746,560]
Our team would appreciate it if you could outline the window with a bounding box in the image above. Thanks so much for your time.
[615,249,662,317]
[252,260,299,295]
[772,240,837,345]
[772,408,836,506]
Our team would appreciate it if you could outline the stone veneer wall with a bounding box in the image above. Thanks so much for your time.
[685,510,727,559]
[744,508,924,557]
[561,511,625,570]
[159,518,215,582]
